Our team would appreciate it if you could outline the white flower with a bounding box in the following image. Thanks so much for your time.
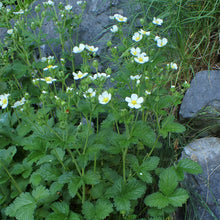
[156,38,168,47]
[98,91,111,104]
[76,1,83,5]
[42,90,47,94]
[83,88,96,98]
[152,17,163,25]
[41,76,57,84]
[130,47,141,56]
[139,29,150,36]
[169,62,178,70]
[43,0,54,6]
[110,25,118,33]
[0,94,10,109]
[132,32,143,42]
[66,87,73,92]
[0,2,3,9]
[171,85,175,89]
[134,54,149,64]
[130,74,142,80]
[89,72,110,80]
[41,57,47,62]
[11,97,26,108]
[13,9,24,15]
[114,14,127,22]
[43,65,58,71]
[47,56,54,60]
[145,76,149,80]
[154,36,160,41]
[86,45,99,53]
[72,43,85,53]
[65,4,72,11]
[145,90,151,95]
[125,94,144,109]
[54,96,59,100]
[72,71,88,80]
[7,29,13,35]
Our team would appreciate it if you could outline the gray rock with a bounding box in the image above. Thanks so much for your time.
[179,70,220,136]
[182,137,220,220]
[179,70,220,118]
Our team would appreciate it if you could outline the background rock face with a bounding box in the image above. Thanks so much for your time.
[179,70,220,136]
[182,137,220,220]
[179,70,220,118]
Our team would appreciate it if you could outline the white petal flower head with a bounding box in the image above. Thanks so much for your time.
[132,32,143,42]
[41,76,57,84]
[170,62,178,70]
[130,47,141,57]
[152,17,163,26]
[114,14,127,22]
[43,65,58,71]
[65,4,72,11]
[72,44,85,53]
[139,29,150,36]
[72,71,88,80]
[13,9,24,15]
[66,87,73,93]
[130,74,142,80]
[145,90,151,95]
[7,29,13,35]
[98,91,111,104]
[83,88,96,98]
[11,97,26,108]
[86,45,99,53]
[0,94,10,109]
[134,54,149,64]
[125,94,144,109]
[43,0,54,6]
[154,36,160,41]
[157,38,168,47]
[110,25,118,33]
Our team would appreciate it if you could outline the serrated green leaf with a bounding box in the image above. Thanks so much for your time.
[51,201,69,215]
[37,163,61,181]
[138,171,153,183]
[82,199,113,220]
[159,167,178,196]
[5,192,36,220]
[52,148,65,162]
[144,192,169,209]
[30,172,42,186]
[132,121,156,147]
[160,115,185,138]
[177,159,202,174]
[46,213,67,220]
[102,167,120,183]
[114,196,130,213]
[69,211,82,220]
[141,156,160,171]
[0,146,17,166]
[91,182,109,199]
[32,185,50,202]
[36,155,56,165]
[50,182,64,194]
[83,170,100,185]
[168,188,189,207]
[68,177,83,198]
[58,172,74,184]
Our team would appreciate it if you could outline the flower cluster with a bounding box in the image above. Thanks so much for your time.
[110,14,127,22]
[72,44,99,53]
[0,94,10,109]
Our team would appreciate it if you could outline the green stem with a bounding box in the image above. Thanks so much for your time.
[0,161,22,194]
[122,148,128,182]
[67,147,82,176]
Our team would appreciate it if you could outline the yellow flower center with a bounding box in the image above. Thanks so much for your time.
[2,99,7,105]
[131,100,137,105]
[133,51,137,55]
[45,77,51,82]
[138,57,143,62]
[103,97,109,103]
[78,74,83,78]
[119,17,123,21]
[136,37,140,41]
[47,65,53,69]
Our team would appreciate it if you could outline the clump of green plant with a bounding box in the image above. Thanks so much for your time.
[0,1,202,219]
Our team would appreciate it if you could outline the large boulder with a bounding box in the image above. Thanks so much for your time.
[181,137,220,220]
[179,70,220,136]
